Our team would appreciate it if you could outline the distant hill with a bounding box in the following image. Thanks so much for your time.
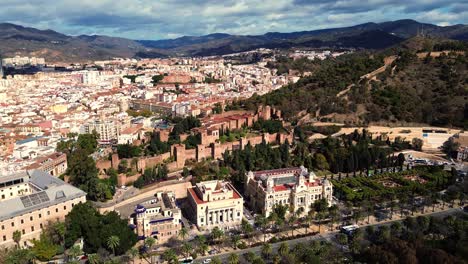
[243,37,468,128]
[137,19,468,55]
[0,19,467,62]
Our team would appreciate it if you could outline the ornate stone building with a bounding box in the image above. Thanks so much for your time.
[130,191,182,243]
[244,166,333,217]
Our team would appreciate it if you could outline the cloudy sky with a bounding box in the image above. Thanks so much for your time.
[1,0,467,40]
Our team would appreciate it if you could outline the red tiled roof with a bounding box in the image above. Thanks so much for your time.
[188,188,206,205]
[273,185,291,192]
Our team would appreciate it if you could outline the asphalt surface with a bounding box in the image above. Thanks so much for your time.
[194,208,461,263]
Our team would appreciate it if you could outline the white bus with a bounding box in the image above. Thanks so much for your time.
[341,224,359,235]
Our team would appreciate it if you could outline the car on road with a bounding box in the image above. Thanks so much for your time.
[203,259,212,263]
[208,249,218,255]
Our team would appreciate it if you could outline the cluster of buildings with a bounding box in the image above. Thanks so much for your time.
[129,166,333,243]
[0,53,302,174]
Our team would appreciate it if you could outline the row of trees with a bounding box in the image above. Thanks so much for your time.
[352,214,468,263]
[133,164,169,188]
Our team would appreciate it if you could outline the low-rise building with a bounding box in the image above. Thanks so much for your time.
[0,170,86,248]
[187,180,243,230]
[130,191,182,243]
[24,152,68,176]
[244,166,333,217]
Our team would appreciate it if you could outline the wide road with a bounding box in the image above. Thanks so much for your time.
[195,208,461,263]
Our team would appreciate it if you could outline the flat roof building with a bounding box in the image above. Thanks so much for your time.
[0,170,86,248]
[187,180,243,231]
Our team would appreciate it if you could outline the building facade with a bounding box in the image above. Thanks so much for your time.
[24,152,68,177]
[187,180,243,231]
[130,191,181,243]
[81,119,120,144]
[0,170,87,248]
[244,166,333,217]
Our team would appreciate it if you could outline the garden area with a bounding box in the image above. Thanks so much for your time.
[331,166,454,203]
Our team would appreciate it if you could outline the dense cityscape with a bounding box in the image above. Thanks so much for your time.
[0,1,467,264]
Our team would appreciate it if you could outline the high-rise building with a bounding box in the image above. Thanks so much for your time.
[80,119,120,144]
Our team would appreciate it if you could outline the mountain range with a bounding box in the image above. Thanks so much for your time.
[0,19,467,62]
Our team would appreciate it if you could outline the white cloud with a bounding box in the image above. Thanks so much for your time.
[0,0,465,39]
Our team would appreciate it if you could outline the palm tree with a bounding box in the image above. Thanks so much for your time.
[389,200,397,219]
[211,227,224,251]
[390,221,402,236]
[316,212,325,232]
[328,205,339,231]
[144,237,156,251]
[68,245,83,262]
[304,214,312,234]
[336,233,348,250]
[181,242,193,258]
[261,243,272,259]
[287,214,297,237]
[278,242,289,257]
[230,234,241,249]
[127,247,139,264]
[212,256,222,264]
[163,249,178,264]
[179,227,189,241]
[12,230,21,248]
[362,200,373,224]
[241,219,254,245]
[228,253,239,264]
[254,215,268,243]
[194,235,208,256]
[87,253,100,264]
[399,195,408,217]
[107,235,120,256]
[352,209,362,224]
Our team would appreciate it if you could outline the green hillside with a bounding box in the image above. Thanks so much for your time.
[244,39,468,128]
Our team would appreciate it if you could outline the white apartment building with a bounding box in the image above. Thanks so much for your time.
[81,119,120,144]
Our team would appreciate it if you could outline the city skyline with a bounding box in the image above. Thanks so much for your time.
[0,0,467,40]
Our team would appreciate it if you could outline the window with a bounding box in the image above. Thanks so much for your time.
[21,219,24,224]
[1,195,4,199]
[64,206,67,210]
[22,230,25,235]
[11,222,14,227]
[1,225,3,230]
[40,224,43,228]
[39,214,41,218]
[55,208,58,213]
[2,236,5,241]
[31,226,34,232]
[30,216,33,221]
[47,211,50,215]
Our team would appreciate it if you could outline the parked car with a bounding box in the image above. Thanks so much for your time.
[203,259,212,263]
